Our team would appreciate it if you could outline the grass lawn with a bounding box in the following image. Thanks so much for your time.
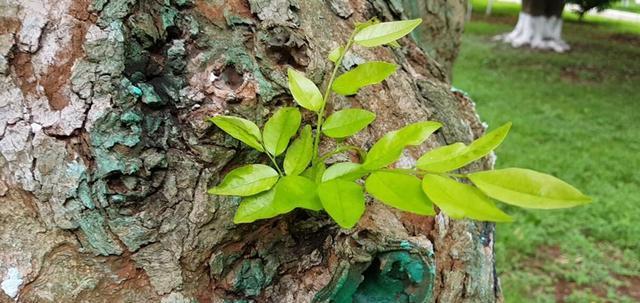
[611,2,640,14]
[453,1,640,302]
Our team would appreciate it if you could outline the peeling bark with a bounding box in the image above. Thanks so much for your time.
[0,0,503,302]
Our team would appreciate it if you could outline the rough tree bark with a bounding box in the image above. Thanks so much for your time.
[0,0,502,302]
[494,0,570,52]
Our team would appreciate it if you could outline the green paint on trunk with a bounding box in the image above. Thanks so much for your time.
[354,251,427,303]
[77,211,123,255]
[108,215,157,251]
[161,6,179,31]
[314,246,434,303]
[232,259,267,296]
[138,82,165,106]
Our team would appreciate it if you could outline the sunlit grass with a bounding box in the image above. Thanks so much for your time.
[611,2,640,14]
[454,1,640,302]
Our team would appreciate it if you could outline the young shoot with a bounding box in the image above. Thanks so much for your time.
[207,18,590,229]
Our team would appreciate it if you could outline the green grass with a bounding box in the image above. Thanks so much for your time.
[611,2,640,14]
[454,1,640,302]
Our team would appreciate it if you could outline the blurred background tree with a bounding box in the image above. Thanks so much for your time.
[494,0,571,52]
[493,0,624,52]
[569,0,619,20]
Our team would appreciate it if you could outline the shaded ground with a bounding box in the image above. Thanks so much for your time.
[453,1,640,302]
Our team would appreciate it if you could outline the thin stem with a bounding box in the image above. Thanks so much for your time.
[267,153,284,175]
[261,142,284,175]
[420,170,468,179]
[319,145,366,162]
[374,168,469,178]
[312,31,358,164]
[445,172,468,178]
[377,168,421,176]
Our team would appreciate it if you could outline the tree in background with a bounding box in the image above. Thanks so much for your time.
[494,0,570,52]
[494,0,622,52]
[569,0,619,20]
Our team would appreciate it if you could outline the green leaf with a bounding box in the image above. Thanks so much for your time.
[234,176,323,224]
[301,161,326,184]
[421,174,513,222]
[355,18,379,32]
[468,168,591,209]
[284,125,313,176]
[416,142,466,171]
[332,61,397,95]
[263,107,301,156]
[274,176,323,212]
[386,40,401,48]
[417,122,511,173]
[365,171,434,215]
[234,189,280,224]
[318,179,365,229]
[322,109,376,138]
[208,164,279,196]
[353,18,422,47]
[322,162,368,182]
[209,116,264,152]
[287,68,324,112]
[363,121,442,170]
[328,46,344,63]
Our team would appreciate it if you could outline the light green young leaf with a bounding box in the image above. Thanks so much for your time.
[468,168,591,209]
[263,107,301,156]
[232,175,324,224]
[353,18,422,47]
[284,125,313,176]
[421,174,513,222]
[386,40,401,48]
[234,189,280,224]
[416,142,466,171]
[328,46,344,63]
[274,176,323,212]
[322,162,368,182]
[416,122,511,173]
[318,179,365,229]
[355,18,379,32]
[332,61,397,95]
[301,161,326,184]
[208,164,279,196]
[363,121,442,170]
[322,109,376,138]
[209,116,264,152]
[365,171,435,215]
[287,68,324,112]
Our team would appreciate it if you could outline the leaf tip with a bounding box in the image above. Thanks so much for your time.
[579,194,593,204]
[502,121,513,131]
[498,213,515,223]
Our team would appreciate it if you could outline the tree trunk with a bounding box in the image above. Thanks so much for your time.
[0,0,502,302]
[494,0,570,52]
